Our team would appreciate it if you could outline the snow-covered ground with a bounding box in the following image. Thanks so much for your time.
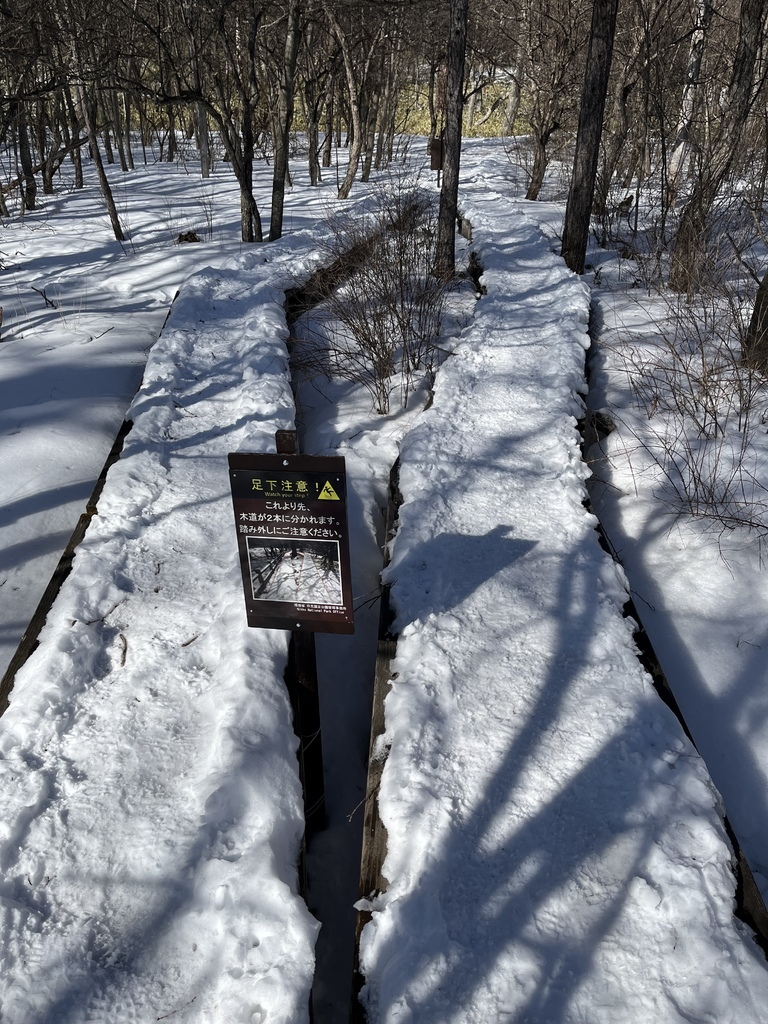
[0,158,331,681]
[358,144,768,1022]
[588,251,768,908]
[0,161,241,680]
[1,139,767,1023]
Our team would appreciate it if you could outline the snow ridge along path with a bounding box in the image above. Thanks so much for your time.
[357,155,768,1023]
[0,242,323,1023]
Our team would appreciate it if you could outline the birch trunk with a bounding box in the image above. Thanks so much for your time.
[435,0,469,279]
[667,0,714,200]
[670,0,766,293]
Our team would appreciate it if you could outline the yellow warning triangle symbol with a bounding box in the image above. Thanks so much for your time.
[318,480,341,500]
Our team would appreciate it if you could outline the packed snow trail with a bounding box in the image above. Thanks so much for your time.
[0,242,324,1023]
[357,146,768,1022]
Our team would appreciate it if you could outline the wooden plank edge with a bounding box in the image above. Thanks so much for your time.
[0,419,133,716]
[350,460,402,1024]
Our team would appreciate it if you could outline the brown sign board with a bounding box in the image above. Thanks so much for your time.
[228,452,355,634]
[429,137,443,170]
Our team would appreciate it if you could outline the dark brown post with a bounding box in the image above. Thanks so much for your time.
[277,429,327,833]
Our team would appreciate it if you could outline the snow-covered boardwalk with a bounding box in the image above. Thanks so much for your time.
[357,152,768,1022]
[0,243,322,1022]
[1,145,767,1024]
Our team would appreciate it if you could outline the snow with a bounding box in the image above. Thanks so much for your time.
[357,143,768,1022]
[588,257,768,907]
[0,222,327,1021]
[1,138,768,1023]
[0,160,248,680]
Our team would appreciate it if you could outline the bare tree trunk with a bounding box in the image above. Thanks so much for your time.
[427,60,439,142]
[746,265,768,373]
[63,86,84,188]
[667,0,714,201]
[465,67,478,128]
[123,90,135,170]
[435,0,468,280]
[324,4,364,199]
[321,75,334,167]
[239,116,263,242]
[270,0,302,241]
[78,84,125,241]
[98,85,116,165]
[41,97,66,194]
[167,106,176,162]
[308,116,322,184]
[502,70,521,135]
[670,0,766,293]
[298,19,322,185]
[375,26,400,170]
[525,126,557,201]
[110,88,129,171]
[561,0,620,275]
[14,100,37,211]
[187,29,211,179]
[361,86,380,181]
[593,77,633,218]
[196,102,211,178]
[207,85,264,243]
[303,83,322,184]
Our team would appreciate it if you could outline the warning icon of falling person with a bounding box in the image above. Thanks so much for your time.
[318,480,341,500]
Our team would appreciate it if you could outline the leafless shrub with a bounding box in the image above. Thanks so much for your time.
[313,179,446,414]
[606,288,768,536]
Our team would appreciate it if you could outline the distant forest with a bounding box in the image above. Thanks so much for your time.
[2,1,768,302]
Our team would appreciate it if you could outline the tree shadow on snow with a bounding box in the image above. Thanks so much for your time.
[385,525,538,624]
[361,527,756,1022]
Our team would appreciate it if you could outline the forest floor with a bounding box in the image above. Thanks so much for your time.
[0,138,767,1023]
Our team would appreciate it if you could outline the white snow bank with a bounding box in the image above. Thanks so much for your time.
[0,158,250,681]
[358,152,768,1023]
[589,263,768,909]
[0,241,324,1023]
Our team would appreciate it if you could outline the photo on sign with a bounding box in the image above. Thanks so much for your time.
[247,538,344,606]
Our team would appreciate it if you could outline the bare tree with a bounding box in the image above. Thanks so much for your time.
[322,1,387,200]
[561,0,620,274]
[435,0,469,279]
[666,0,714,201]
[269,0,303,241]
[518,0,589,201]
[669,0,767,294]
[746,268,768,373]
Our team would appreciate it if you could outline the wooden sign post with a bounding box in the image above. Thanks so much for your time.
[228,446,354,634]
[228,432,356,836]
